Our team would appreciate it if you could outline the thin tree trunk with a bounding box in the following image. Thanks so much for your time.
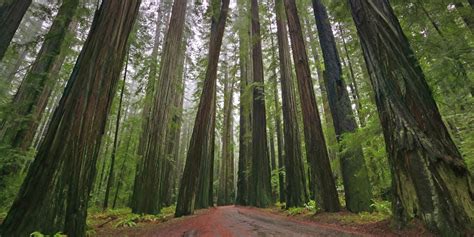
[96,121,114,194]
[268,20,286,204]
[113,123,133,209]
[218,52,235,206]
[275,0,307,207]
[103,50,129,210]
[0,1,140,236]
[175,0,230,217]
[312,0,372,213]
[283,0,340,212]
[349,0,473,234]
[0,0,32,61]
[337,23,363,125]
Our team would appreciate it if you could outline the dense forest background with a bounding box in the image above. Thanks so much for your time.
[0,0,472,236]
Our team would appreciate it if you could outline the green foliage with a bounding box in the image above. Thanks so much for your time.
[304,200,319,212]
[30,232,66,237]
[271,168,284,196]
[370,200,392,216]
[286,200,320,215]
[287,207,307,216]
[115,214,139,228]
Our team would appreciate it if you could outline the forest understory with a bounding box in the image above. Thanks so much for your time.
[0,0,473,236]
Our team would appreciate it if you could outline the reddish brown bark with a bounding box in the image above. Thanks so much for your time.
[283,0,340,212]
[0,1,140,236]
[175,0,230,217]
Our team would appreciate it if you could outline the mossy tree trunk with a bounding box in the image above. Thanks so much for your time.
[175,0,230,217]
[311,0,372,213]
[248,0,273,208]
[274,0,307,208]
[349,0,473,234]
[0,0,79,151]
[0,1,140,236]
[283,0,340,212]
[236,0,252,206]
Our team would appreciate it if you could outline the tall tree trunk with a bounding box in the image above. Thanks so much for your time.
[0,0,79,151]
[175,0,230,217]
[268,20,286,204]
[132,0,188,215]
[337,24,363,124]
[0,1,140,236]
[159,36,187,208]
[349,0,473,234]
[274,0,307,208]
[0,0,32,61]
[283,0,340,212]
[312,0,372,213]
[236,0,252,206]
[248,0,272,208]
[103,51,129,210]
[302,16,338,163]
[137,0,172,157]
[218,52,235,206]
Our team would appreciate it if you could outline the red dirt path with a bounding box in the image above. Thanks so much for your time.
[96,206,367,236]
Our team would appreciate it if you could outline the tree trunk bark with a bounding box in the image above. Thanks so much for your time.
[349,0,473,234]
[0,0,32,61]
[137,0,172,157]
[268,20,286,204]
[218,52,235,206]
[0,0,79,151]
[312,0,372,213]
[248,0,273,208]
[274,0,307,208]
[175,0,230,217]
[132,0,188,215]
[159,35,187,208]
[283,0,340,212]
[337,23,364,126]
[236,0,252,206]
[0,1,140,236]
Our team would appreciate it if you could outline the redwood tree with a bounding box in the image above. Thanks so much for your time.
[349,0,473,234]
[236,0,252,206]
[274,0,307,208]
[312,0,372,212]
[0,0,32,61]
[0,1,140,236]
[283,0,340,212]
[248,0,272,208]
[132,0,188,215]
[0,0,79,151]
[175,0,230,217]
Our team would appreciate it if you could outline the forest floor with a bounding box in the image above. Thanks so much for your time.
[91,205,434,236]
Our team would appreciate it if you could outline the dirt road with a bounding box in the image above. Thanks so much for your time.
[101,206,365,236]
